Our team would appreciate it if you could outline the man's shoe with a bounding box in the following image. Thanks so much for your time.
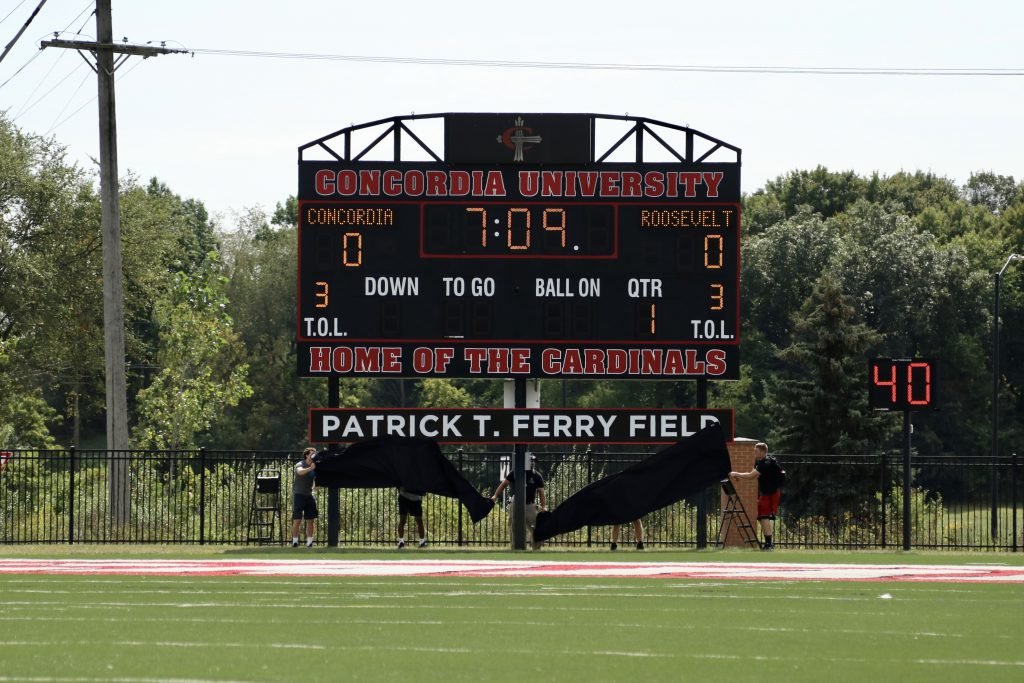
[396,540,405,549]
[635,542,645,550]
[610,542,618,551]
[417,539,427,548]
[761,544,774,551]
[291,540,299,548]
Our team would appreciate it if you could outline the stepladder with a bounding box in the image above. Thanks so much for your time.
[717,478,762,549]
[247,466,282,544]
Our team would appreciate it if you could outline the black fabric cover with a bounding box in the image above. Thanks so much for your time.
[312,436,494,522]
[532,423,732,542]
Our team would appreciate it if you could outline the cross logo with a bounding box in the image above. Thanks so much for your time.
[496,116,542,162]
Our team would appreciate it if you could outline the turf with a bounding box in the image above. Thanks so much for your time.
[2,549,1023,682]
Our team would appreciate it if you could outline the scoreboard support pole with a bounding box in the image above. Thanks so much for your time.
[327,376,341,548]
[868,358,940,552]
[902,410,912,551]
[511,377,528,551]
[696,379,709,549]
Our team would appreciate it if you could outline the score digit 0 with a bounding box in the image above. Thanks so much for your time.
[342,232,362,267]
[704,234,723,269]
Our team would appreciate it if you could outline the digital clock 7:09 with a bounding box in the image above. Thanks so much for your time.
[298,199,739,347]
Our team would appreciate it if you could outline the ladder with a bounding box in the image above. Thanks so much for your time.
[717,478,762,549]
[247,466,282,544]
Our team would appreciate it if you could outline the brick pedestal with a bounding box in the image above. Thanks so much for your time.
[721,438,760,548]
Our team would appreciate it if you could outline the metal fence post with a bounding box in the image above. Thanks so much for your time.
[457,448,464,546]
[1013,452,1019,553]
[903,411,912,551]
[68,446,76,544]
[198,447,206,545]
[586,448,593,547]
[880,450,888,548]
[696,378,709,550]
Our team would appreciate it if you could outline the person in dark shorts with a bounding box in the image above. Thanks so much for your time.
[610,519,645,551]
[728,442,781,550]
[396,487,427,548]
[291,447,318,548]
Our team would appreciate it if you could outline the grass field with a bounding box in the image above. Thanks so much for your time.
[2,547,1023,683]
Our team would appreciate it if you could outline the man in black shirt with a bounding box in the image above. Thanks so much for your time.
[729,442,781,550]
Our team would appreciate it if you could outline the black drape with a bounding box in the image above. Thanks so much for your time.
[312,436,494,522]
[533,423,732,542]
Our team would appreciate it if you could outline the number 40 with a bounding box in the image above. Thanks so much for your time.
[873,361,932,405]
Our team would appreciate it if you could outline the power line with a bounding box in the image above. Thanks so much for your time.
[12,42,74,120]
[0,0,93,92]
[189,47,1024,77]
[0,1,31,28]
[61,1,95,35]
[12,3,97,117]
[46,57,144,133]
[0,46,42,89]
[46,66,91,133]
[0,0,47,66]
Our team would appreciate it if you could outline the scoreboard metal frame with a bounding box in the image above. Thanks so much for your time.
[297,113,742,379]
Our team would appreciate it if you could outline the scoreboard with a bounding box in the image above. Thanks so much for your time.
[297,116,741,379]
[868,358,940,411]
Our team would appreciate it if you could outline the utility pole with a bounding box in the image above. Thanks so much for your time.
[42,1,187,525]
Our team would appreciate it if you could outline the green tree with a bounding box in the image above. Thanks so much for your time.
[743,166,868,234]
[708,359,770,441]
[0,114,104,446]
[963,171,1020,215]
[742,207,839,349]
[271,195,298,229]
[829,201,992,456]
[869,171,961,217]
[765,275,891,528]
[766,274,888,454]
[132,256,252,449]
[0,337,60,448]
[212,206,371,449]
[418,379,474,408]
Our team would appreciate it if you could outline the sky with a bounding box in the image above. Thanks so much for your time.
[2,0,1023,224]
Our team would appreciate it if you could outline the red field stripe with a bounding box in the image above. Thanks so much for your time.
[1,558,1022,583]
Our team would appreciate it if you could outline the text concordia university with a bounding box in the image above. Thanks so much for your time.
[311,168,729,199]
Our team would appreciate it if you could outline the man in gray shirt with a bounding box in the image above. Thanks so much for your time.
[291,447,318,547]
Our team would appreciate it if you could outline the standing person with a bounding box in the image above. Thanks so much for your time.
[291,447,318,548]
[396,486,427,549]
[728,442,781,550]
[610,519,645,551]
[490,453,547,550]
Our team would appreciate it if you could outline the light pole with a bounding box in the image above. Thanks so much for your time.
[992,253,1023,541]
